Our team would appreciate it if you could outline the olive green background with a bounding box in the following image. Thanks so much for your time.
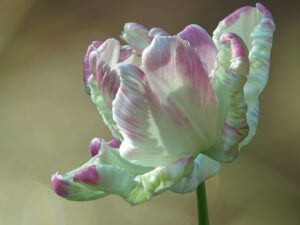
[0,0,299,224]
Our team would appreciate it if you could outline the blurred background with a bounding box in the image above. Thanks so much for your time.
[0,0,299,224]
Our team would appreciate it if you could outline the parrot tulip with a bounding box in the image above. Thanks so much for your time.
[51,3,275,206]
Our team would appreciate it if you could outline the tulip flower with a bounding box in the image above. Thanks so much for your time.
[51,3,274,214]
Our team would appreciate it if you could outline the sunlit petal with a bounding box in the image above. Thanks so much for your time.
[113,37,218,167]
[178,24,217,76]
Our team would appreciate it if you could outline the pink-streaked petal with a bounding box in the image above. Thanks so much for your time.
[213,3,275,149]
[84,39,123,141]
[113,37,218,167]
[142,37,219,159]
[112,64,149,149]
[219,33,249,151]
[113,64,173,167]
[112,64,165,166]
[149,27,169,37]
[88,39,120,82]
[88,69,122,141]
[213,3,274,50]
[90,60,120,110]
[51,170,108,201]
[209,32,249,162]
[51,139,152,204]
[53,152,193,205]
[94,38,120,66]
[121,22,152,55]
[98,65,120,108]
[178,24,217,76]
[83,40,103,93]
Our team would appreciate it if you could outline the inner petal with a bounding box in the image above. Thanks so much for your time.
[113,37,219,167]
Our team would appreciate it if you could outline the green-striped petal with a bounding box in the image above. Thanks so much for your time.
[208,33,250,162]
[213,3,275,149]
[51,140,194,205]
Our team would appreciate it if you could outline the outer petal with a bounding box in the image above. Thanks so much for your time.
[121,23,152,55]
[178,24,217,76]
[171,153,221,193]
[113,37,218,167]
[88,72,122,141]
[51,139,150,201]
[87,39,123,141]
[51,140,194,205]
[213,3,275,148]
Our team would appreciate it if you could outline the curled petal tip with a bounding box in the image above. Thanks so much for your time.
[220,33,248,59]
[51,173,69,197]
[73,165,100,186]
[256,3,273,20]
[89,137,101,157]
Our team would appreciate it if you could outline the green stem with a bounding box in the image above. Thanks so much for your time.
[196,182,209,225]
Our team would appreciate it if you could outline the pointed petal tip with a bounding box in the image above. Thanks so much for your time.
[51,173,69,197]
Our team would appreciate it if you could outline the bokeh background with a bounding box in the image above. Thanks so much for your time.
[0,0,299,224]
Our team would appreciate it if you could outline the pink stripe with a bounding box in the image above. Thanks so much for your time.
[73,165,100,186]
[224,6,253,26]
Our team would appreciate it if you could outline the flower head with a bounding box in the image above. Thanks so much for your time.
[51,3,275,205]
